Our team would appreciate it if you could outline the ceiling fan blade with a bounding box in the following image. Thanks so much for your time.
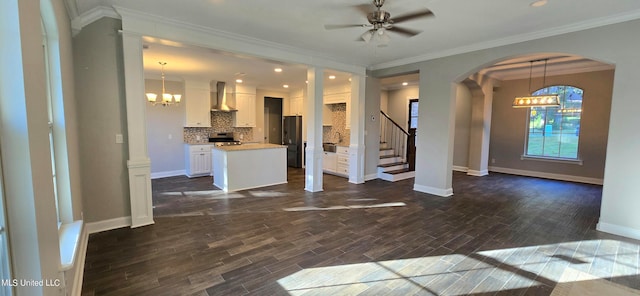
[387,26,421,37]
[324,24,367,30]
[392,9,434,23]
[354,4,373,17]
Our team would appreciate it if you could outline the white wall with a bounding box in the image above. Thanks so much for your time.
[145,79,186,175]
[371,18,640,239]
[364,75,382,179]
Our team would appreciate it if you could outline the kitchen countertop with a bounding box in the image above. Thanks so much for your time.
[184,142,213,145]
[212,143,286,151]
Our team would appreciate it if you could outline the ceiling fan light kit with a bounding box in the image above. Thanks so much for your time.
[324,0,434,45]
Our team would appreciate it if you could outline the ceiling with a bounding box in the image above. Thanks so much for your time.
[67,0,635,91]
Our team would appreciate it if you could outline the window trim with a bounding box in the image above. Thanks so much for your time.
[523,85,583,162]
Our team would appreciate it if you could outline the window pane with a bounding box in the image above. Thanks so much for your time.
[526,86,583,159]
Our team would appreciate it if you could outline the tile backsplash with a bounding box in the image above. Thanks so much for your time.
[323,103,350,146]
[184,112,253,143]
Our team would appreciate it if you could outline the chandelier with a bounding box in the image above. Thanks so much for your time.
[146,62,181,106]
[512,59,560,108]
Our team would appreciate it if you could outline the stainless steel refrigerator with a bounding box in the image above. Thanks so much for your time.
[282,116,302,168]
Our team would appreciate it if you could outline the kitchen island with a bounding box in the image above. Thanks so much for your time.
[211,143,287,192]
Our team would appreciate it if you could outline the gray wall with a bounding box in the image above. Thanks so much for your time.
[490,70,613,179]
[387,86,419,131]
[364,75,382,178]
[145,79,186,174]
[73,17,130,222]
[454,84,472,168]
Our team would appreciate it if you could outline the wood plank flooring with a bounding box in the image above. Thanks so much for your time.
[81,169,640,295]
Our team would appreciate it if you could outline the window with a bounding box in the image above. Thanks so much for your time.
[409,99,419,130]
[525,85,583,160]
[42,21,61,224]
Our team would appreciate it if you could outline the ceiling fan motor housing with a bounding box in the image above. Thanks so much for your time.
[368,10,391,24]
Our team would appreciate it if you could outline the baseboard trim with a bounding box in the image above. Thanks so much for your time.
[86,216,132,234]
[597,222,640,240]
[70,225,89,296]
[488,166,603,185]
[413,184,453,197]
[151,170,185,179]
[365,173,378,181]
[452,166,468,172]
[467,169,489,177]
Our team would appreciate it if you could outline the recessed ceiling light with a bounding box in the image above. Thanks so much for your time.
[274,68,283,73]
[348,78,352,82]
[530,0,547,7]
[402,82,408,86]
[305,80,308,84]
[328,75,336,79]
[235,79,243,83]
[283,84,289,88]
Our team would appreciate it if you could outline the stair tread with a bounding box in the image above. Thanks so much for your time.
[379,155,399,159]
[378,162,407,168]
[384,168,413,174]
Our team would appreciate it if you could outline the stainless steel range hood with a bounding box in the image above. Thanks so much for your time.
[211,81,237,112]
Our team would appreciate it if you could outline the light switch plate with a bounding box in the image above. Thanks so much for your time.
[115,134,124,144]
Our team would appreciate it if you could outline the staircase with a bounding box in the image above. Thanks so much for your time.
[377,111,415,182]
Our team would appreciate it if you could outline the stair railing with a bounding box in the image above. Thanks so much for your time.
[380,110,410,163]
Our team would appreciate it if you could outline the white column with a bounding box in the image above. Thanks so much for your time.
[413,67,455,197]
[121,31,154,227]
[598,63,640,240]
[305,67,324,192]
[349,74,365,184]
[467,76,494,176]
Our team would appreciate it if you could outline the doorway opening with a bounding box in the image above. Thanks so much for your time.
[264,97,283,144]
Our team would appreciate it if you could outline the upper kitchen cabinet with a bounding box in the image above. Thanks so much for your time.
[184,80,212,127]
[323,84,350,104]
[286,89,304,116]
[233,85,256,127]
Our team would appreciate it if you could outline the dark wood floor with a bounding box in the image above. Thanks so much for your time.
[81,169,640,296]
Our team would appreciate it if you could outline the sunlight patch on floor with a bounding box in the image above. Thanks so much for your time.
[277,239,640,295]
[283,202,406,212]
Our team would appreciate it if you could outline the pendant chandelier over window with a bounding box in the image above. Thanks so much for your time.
[512,59,560,108]
[146,61,181,106]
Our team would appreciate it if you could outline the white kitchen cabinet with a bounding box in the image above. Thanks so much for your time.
[185,144,212,177]
[233,93,256,127]
[323,92,349,104]
[336,146,349,177]
[184,80,212,127]
[322,151,337,173]
[288,96,303,116]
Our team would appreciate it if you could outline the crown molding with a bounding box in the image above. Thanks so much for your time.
[112,6,367,75]
[71,6,120,36]
[369,9,640,71]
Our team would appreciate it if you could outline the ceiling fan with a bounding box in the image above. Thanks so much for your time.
[324,0,434,45]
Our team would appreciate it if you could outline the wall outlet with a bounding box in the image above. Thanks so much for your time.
[168,134,173,140]
[115,134,124,144]
[491,158,496,164]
